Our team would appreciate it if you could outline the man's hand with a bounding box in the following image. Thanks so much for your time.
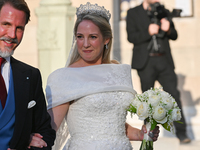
[139,125,160,142]
[28,133,47,149]
[160,18,170,32]
[148,23,160,36]
[7,133,47,150]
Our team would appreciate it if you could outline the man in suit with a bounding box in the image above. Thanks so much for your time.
[126,0,191,143]
[0,0,55,149]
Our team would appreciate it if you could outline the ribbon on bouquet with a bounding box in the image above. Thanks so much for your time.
[144,122,153,141]
[140,122,153,150]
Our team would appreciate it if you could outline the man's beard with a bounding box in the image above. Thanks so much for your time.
[0,37,18,58]
[0,47,14,57]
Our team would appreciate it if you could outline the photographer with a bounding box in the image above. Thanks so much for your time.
[126,0,191,143]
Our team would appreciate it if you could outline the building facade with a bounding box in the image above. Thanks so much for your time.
[14,0,200,140]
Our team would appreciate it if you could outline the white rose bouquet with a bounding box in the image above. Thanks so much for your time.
[127,87,182,150]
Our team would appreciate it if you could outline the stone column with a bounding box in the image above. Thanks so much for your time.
[35,0,75,88]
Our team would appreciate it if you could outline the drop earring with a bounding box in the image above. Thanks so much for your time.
[105,43,108,49]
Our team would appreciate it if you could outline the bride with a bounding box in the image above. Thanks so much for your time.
[45,2,160,150]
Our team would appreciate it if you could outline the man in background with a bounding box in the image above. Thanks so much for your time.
[126,0,191,143]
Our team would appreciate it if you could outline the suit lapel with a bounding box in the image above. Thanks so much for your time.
[9,57,31,147]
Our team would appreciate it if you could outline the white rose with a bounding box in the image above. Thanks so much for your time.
[160,91,170,98]
[162,97,174,110]
[137,102,149,120]
[153,105,167,124]
[148,95,160,107]
[170,108,182,121]
[146,89,156,97]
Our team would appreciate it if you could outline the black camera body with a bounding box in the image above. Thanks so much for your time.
[147,2,182,24]
[146,2,182,51]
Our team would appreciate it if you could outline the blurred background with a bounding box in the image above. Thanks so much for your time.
[14,0,200,146]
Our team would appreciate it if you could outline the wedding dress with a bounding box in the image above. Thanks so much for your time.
[46,64,136,150]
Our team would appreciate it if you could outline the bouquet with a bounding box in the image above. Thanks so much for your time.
[127,87,182,150]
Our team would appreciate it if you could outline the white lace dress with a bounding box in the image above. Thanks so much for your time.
[46,64,136,150]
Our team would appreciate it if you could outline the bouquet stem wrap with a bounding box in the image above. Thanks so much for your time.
[140,122,153,150]
[144,122,153,142]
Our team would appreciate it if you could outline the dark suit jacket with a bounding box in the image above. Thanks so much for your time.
[126,3,177,70]
[8,57,55,150]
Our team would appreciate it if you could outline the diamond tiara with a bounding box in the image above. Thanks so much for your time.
[76,2,111,22]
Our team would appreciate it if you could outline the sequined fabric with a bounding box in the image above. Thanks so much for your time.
[66,92,134,150]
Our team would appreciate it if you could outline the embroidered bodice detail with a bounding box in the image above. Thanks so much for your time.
[66,92,134,150]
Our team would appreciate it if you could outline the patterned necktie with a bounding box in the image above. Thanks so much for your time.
[0,57,7,108]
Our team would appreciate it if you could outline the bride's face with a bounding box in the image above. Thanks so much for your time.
[76,20,109,65]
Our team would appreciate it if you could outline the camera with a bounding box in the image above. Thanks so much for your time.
[147,2,182,24]
[146,2,182,51]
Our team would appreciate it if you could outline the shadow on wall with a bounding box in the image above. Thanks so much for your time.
[178,74,199,106]
[163,74,199,140]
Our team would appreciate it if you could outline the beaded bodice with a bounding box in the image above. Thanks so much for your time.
[65,91,134,150]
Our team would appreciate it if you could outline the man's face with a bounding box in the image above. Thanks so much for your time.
[0,4,26,57]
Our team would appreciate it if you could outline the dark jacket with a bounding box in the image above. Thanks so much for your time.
[126,3,177,69]
[9,57,55,150]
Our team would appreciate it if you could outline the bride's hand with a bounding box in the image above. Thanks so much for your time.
[28,133,47,149]
[140,125,160,141]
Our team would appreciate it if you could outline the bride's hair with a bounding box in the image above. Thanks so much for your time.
[67,13,119,66]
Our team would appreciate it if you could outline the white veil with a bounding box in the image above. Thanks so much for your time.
[50,2,112,149]
[50,16,76,150]
[51,27,77,150]
[65,35,77,67]
[51,116,69,150]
